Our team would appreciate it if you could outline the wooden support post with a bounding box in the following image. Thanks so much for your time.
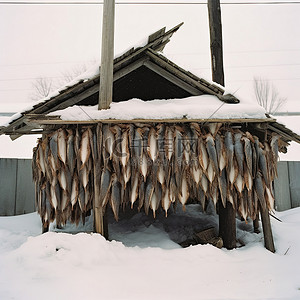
[259,205,275,253]
[207,0,225,86]
[219,201,236,249]
[93,167,108,238]
[98,0,115,110]
[93,124,108,238]
[93,174,108,239]
[42,221,49,234]
[94,207,108,239]
[253,215,260,234]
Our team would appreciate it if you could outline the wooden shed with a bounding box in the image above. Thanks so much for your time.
[1,24,300,252]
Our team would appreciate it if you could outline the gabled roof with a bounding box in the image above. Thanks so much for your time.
[0,23,232,138]
[1,23,300,148]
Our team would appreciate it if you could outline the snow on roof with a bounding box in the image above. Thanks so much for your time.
[47,95,267,121]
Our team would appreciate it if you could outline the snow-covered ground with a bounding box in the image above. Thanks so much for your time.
[0,204,299,300]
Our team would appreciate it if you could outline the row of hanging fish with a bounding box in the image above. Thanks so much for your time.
[32,122,282,227]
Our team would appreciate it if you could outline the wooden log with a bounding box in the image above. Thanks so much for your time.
[259,204,275,253]
[218,201,236,249]
[207,0,225,86]
[99,0,115,110]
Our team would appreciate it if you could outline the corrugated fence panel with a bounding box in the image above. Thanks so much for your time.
[15,159,35,215]
[0,158,17,216]
[274,161,291,212]
[287,161,300,209]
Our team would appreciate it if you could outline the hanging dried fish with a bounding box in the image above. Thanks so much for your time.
[138,179,145,211]
[242,136,253,177]
[228,159,238,188]
[150,183,162,218]
[144,177,154,215]
[148,127,158,162]
[215,134,226,174]
[99,168,112,209]
[207,122,221,136]
[256,140,270,187]
[178,170,189,210]
[130,173,139,208]
[123,163,131,189]
[157,123,166,161]
[197,184,206,211]
[206,161,216,184]
[234,173,244,195]
[224,131,234,169]
[239,189,248,221]
[174,126,184,184]
[140,153,148,182]
[103,125,115,163]
[169,174,177,204]
[162,187,171,217]
[57,128,67,165]
[218,168,227,207]
[157,163,166,188]
[49,131,58,166]
[234,132,244,175]
[164,125,174,162]
[210,183,218,208]
[66,129,75,175]
[133,127,143,161]
[110,174,121,221]
[71,173,79,208]
[120,127,130,169]
[33,121,282,228]
[265,186,275,211]
[79,128,91,169]
[254,172,267,212]
[198,136,209,172]
[206,134,218,173]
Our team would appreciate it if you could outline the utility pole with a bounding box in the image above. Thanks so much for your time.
[208,0,235,249]
[94,1,115,238]
[98,0,115,110]
[207,0,225,86]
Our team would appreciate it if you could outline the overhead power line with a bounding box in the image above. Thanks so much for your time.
[1,1,300,5]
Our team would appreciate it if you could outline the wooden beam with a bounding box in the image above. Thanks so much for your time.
[219,201,236,250]
[145,50,221,96]
[24,115,276,126]
[259,205,275,253]
[208,0,225,86]
[143,60,203,96]
[99,0,115,110]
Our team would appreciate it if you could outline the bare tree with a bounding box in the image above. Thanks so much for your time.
[254,77,287,114]
[30,77,53,101]
[30,61,96,101]
[57,63,92,87]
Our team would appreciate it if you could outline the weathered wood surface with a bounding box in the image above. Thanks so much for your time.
[219,201,236,250]
[260,204,275,253]
[208,0,225,86]
[0,159,17,216]
[25,114,276,125]
[0,158,35,216]
[274,161,291,211]
[99,0,115,110]
[288,161,300,208]
[15,159,35,215]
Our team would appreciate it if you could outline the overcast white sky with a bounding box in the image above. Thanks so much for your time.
[1,0,300,111]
